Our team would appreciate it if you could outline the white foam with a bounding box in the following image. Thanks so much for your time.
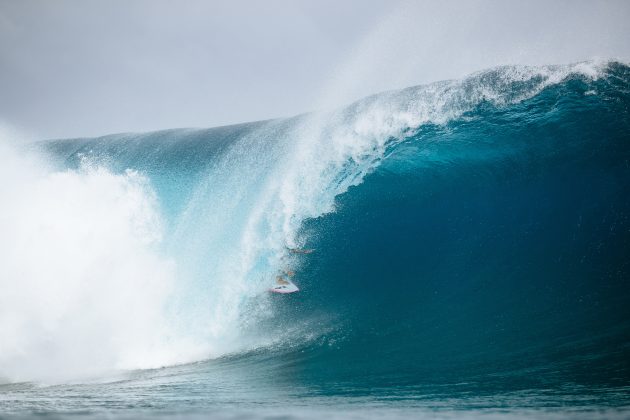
[0,134,210,383]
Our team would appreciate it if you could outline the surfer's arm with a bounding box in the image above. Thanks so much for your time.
[288,248,315,254]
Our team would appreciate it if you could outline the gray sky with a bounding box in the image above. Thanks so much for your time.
[1,0,629,140]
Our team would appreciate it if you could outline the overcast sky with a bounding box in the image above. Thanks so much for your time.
[1,0,629,140]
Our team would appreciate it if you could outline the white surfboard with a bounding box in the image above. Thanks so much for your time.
[269,278,299,294]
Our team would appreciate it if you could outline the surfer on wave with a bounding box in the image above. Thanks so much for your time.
[270,249,314,293]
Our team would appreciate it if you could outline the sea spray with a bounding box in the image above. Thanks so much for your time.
[0,139,204,382]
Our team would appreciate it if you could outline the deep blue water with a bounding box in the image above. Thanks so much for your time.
[1,61,629,418]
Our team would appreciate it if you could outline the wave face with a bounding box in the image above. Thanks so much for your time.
[1,61,629,415]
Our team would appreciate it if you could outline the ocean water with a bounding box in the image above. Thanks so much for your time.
[0,61,629,419]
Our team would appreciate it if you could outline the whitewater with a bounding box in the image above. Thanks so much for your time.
[0,61,629,418]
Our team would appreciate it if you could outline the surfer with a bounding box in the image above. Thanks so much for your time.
[270,248,310,293]
[276,269,295,284]
[275,276,290,285]
[271,269,299,294]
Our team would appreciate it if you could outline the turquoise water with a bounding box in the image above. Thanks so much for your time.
[1,61,629,418]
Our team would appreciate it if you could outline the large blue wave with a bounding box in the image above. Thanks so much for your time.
[290,62,630,397]
[7,61,629,408]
